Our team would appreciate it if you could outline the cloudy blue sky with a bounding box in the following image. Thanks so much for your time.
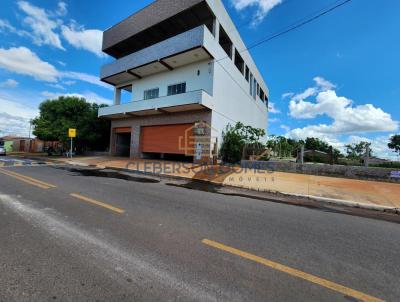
[0,0,399,159]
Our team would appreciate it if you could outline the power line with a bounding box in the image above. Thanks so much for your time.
[245,0,352,53]
[216,0,352,64]
[212,0,352,110]
[226,0,294,35]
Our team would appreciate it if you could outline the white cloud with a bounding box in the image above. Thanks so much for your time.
[61,22,105,57]
[41,91,112,105]
[280,125,290,132]
[289,90,398,134]
[281,92,294,100]
[0,46,109,89]
[0,47,59,82]
[56,2,68,17]
[231,0,282,25]
[46,83,65,90]
[348,135,399,161]
[0,18,30,38]
[63,80,76,86]
[0,79,19,88]
[57,60,66,67]
[0,19,16,32]
[284,77,399,159]
[9,2,103,57]
[288,77,336,103]
[0,97,38,119]
[17,1,64,50]
[0,97,38,137]
[313,76,336,90]
[268,101,280,114]
[61,71,112,90]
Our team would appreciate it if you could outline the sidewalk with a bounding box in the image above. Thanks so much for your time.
[34,156,400,211]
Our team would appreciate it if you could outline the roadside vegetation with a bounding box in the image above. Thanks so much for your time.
[388,134,400,156]
[220,122,265,163]
[32,96,110,154]
[220,122,399,166]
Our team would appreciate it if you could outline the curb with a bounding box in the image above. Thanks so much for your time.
[102,164,400,215]
[281,193,400,214]
[19,156,400,215]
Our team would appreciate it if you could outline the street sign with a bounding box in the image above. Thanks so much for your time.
[68,128,76,138]
[68,129,76,158]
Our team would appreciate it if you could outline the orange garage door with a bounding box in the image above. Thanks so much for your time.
[141,124,194,155]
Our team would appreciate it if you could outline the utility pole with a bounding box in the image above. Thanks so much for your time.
[365,144,370,167]
[28,119,32,139]
[299,145,304,164]
[70,137,73,158]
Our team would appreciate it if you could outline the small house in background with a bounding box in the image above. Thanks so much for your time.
[0,136,60,153]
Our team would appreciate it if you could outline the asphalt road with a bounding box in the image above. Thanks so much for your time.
[0,156,399,302]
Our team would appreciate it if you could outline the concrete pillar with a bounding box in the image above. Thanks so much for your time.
[231,46,235,61]
[328,146,334,165]
[114,87,121,105]
[365,144,370,167]
[299,145,304,164]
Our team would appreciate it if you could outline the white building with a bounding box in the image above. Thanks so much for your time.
[99,0,269,162]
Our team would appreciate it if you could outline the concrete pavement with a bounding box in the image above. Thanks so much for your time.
[0,160,399,301]
[36,156,400,210]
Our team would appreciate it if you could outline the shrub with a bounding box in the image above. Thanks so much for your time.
[220,122,265,163]
[220,125,244,163]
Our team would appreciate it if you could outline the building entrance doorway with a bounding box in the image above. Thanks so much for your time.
[114,128,131,157]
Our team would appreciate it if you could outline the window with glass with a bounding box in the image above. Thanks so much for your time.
[253,78,257,100]
[144,88,159,100]
[260,88,265,102]
[249,73,253,95]
[167,82,186,96]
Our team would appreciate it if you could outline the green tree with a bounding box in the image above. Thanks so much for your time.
[220,122,265,163]
[345,141,372,159]
[266,136,300,158]
[388,135,400,156]
[304,137,342,161]
[266,136,342,162]
[32,96,110,153]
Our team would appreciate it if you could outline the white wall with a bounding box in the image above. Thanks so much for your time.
[126,60,214,102]
[209,46,268,145]
[112,25,268,147]
[206,0,269,96]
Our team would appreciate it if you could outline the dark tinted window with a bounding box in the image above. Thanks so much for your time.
[219,26,233,59]
[167,83,186,96]
[234,51,244,74]
[260,88,265,102]
[144,88,159,100]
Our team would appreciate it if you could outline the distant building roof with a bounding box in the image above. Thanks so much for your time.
[1,136,32,141]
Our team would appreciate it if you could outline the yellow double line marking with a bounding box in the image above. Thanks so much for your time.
[0,168,124,213]
[0,168,56,189]
[202,239,384,302]
[70,193,125,214]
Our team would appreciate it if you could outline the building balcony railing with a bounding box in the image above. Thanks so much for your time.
[98,89,213,118]
[100,25,216,86]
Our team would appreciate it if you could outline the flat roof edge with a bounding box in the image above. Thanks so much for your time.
[102,0,205,51]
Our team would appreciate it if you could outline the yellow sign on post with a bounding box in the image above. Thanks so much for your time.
[68,128,76,138]
[68,128,76,158]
